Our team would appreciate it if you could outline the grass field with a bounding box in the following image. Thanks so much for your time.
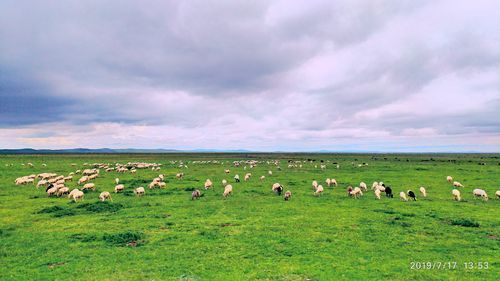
[0,153,498,280]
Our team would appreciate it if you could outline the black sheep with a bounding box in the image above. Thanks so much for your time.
[407,190,417,201]
[385,186,393,198]
[275,185,283,196]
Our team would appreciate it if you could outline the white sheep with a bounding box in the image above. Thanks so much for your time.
[312,180,318,190]
[260,175,265,181]
[268,170,273,176]
[223,184,233,197]
[372,182,379,190]
[326,178,331,187]
[222,179,228,187]
[360,182,367,191]
[331,178,338,187]
[452,189,461,201]
[284,191,292,201]
[56,187,69,197]
[99,191,112,202]
[204,179,213,190]
[350,187,363,198]
[496,190,500,199]
[115,184,124,193]
[176,173,184,179]
[399,192,408,201]
[419,186,427,197]
[314,185,324,196]
[374,188,381,200]
[472,189,488,201]
[68,189,84,202]
[82,183,96,191]
[446,176,453,183]
[47,186,58,197]
[374,185,385,192]
[134,187,145,197]
[244,173,251,181]
[453,181,464,188]
[234,174,240,182]
[36,180,48,189]
[224,169,230,174]
[115,178,120,185]
[77,176,89,185]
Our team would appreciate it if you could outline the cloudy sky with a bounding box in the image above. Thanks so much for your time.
[1,0,499,152]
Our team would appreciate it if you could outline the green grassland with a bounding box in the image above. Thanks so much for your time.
[0,153,498,280]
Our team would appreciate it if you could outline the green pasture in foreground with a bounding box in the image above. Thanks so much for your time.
[0,153,498,280]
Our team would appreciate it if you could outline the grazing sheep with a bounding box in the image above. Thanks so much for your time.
[244,173,251,181]
[452,189,461,201]
[312,180,318,190]
[115,178,120,185]
[158,174,164,181]
[272,183,283,195]
[36,180,48,189]
[374,185,385,192]
[158,182,166,189]
[134,187,145,197]
[496,190,500,199]
[384,186,393,198]
[99,191,112,202]
[374,188,381,200]
[419,186,427,197]
[314,185,324,196]
[284,191,292,201]
[68,189,84,202]
[268,170,273,176]
[64,176,73,182]
[453,181,464,188]
[360,182,367,191]
[331,178,338,187]
[192,189,201,200]
[82,183,96,191]
[260,175,265,181]
[57,187,70,197]
[223,185,233,197]
[447,176,453,183]
[225,169,230,174]
[326,178,331,187]
[204,179,213,190]
[222,179,228,187]
[372,181,379,190]
[47,186,58,197]
[234,174,240,183]
[400,192,408,201]
[77,176,89,185]
[176,173,184,179]
[350,187,363,198]
[407,190,417,201]
[114,184,124,193]
[472,189,488,201]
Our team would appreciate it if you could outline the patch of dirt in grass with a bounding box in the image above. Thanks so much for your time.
[47,262,65,269]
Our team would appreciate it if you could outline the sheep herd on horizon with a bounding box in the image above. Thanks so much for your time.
[11,159,499,204]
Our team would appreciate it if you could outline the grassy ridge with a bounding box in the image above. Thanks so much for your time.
[0,153,498,280]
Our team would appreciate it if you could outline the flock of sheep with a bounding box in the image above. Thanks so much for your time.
[11,160,499,204]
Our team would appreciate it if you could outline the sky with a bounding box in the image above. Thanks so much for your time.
[0,0,499,152]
